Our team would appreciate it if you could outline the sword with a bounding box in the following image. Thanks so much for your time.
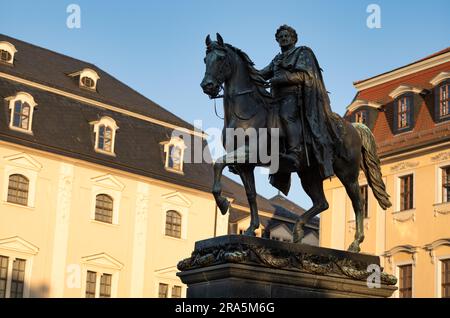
[299,84,310,167]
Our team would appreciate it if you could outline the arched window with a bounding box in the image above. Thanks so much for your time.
[0,49,12,63]
[7,174,29,206]
[165,210,181,238]
[95,194,113,223]
[81,76,95,89]
[12,100,31,130]
[163,136,185,173]
[6,92,37,134]
[98,125,113,152]
[168,144,182,171]
[92,117,118,155]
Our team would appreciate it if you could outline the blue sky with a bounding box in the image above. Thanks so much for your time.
[1,0,449,209]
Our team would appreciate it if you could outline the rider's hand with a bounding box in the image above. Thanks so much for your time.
[270,76,284,86]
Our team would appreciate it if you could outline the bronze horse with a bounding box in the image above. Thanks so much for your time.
[200,34,391,252]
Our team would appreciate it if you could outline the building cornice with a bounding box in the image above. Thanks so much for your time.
[354,51,450,91]
[0,72,206,139]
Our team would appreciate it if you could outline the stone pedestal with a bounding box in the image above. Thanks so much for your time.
[177,235,397,298]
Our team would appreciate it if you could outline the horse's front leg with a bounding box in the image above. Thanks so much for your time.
[238,165,259,236]
[212,159,230,215]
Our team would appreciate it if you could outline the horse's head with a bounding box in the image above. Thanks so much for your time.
[200,33,232,98]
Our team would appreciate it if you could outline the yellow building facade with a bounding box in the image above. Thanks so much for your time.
[0,34,230,298]
[320,48,450,297]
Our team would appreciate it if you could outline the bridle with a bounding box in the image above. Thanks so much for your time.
[206,46,255,100]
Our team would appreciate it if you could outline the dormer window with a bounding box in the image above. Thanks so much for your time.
[69,68,100,91]
[161,136,186,174]
[430,72,450,123]
[5,92,37,134]
[91,117,118,156]
[0,42,17,65]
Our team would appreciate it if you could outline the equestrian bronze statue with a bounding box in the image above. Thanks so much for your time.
[200,27,391,253]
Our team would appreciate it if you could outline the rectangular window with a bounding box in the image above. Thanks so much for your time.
[400,174,414,211]
[399,264,413,298]
[85,271,97,298]
[158,283,168,298]
[360,185,369,218]
[440,84,450,118]
[355,111,367,124]
[10,258,26,298]
[397,96,411,129]
[172,285,182,298]
[442,259,450,298]
[100,274,112,298]
[0,256,8,298]
[442,166,450,203]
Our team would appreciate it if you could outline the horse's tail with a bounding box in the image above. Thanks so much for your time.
[353,123,392,210]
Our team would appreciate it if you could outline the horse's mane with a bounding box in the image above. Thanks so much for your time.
[225,44,272,98]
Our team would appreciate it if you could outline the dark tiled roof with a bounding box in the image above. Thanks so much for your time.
[269,194,306,216]
[0,78,215,193]
[0,34,193,130]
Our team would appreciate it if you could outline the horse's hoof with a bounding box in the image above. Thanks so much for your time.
[347,242,361,253]
[218,198,230,215]
[293,222,305,243]
[243,229,256,236]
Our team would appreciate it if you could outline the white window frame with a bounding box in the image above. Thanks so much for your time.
[81,253,122,298]
[161,137,186,174]
[91,117,119,156]
[0,41,17,65]
[0,237,39,298]
[5,92,37,134]
[90,174,124,226]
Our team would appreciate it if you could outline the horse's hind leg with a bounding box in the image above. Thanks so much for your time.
[293,170,328,243]
[336,169,364,252]
[238,165,259,236]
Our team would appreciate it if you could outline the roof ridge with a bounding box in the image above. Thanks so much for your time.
[354,46,450,85]
[0,33,97,69]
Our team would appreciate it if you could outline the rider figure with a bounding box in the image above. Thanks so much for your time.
[260,25,339,180]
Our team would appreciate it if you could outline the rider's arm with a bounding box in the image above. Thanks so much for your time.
[271,70,310,86]
[259,63,274,80]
